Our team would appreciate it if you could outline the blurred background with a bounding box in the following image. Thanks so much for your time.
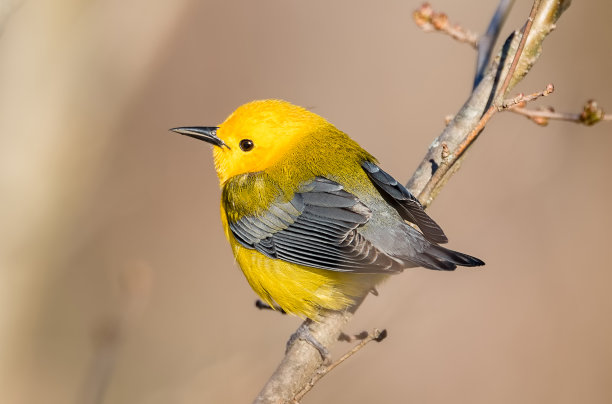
[1,0,610,403]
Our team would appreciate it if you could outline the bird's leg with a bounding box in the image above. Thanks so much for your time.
[255,299,286,314]
[286,319,331,363]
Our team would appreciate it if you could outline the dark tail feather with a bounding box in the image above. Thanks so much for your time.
[418,244,485,271]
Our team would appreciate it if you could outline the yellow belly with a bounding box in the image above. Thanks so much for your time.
[232,241,386,319]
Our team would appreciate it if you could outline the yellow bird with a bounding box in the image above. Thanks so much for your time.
[172,99,483,321]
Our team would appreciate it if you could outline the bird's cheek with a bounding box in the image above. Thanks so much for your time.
[213,150,232,182]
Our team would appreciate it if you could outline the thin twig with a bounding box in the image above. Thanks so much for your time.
[292,329,388,403]
[454,82,554,160]
[413,3,479,48]
[500,83,554,109]
[510,99,611,126]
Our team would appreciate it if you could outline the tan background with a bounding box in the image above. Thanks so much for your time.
[1,0,611,403]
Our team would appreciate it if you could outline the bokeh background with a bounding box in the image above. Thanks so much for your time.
[1,0,611,403]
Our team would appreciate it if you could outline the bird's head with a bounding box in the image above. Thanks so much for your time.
[172,99,330,184]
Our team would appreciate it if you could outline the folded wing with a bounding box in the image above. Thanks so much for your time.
[227,177,402,273]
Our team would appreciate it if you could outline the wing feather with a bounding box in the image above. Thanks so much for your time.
[225,176,401,273]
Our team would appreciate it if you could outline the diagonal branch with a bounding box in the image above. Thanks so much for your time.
[254,1,571,403]
[408,0,570,207]
[417,0,546,207]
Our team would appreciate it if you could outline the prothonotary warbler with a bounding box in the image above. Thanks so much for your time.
[172,99,484,320]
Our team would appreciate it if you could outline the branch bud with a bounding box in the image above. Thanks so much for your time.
[580,100,604,126]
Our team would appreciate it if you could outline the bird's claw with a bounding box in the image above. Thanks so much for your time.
[286,321,331,363]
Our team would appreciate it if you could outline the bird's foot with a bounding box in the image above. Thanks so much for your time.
[286,320,331,363]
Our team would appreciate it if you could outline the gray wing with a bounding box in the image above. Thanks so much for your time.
[227,177,402,273]
[361,161,448,244]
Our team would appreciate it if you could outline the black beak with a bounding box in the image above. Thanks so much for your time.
[170,126,229,149]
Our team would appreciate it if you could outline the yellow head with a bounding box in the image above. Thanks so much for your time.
[172,100,331,184]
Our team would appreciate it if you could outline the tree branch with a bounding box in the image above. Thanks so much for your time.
[408,0,570,206]
[254,1,571,403]
[474,0,516,88]
[254,308,358,404]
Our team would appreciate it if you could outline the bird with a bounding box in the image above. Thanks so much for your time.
[172,99,484,321]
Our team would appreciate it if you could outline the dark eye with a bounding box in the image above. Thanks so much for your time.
[239,139,254,152]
